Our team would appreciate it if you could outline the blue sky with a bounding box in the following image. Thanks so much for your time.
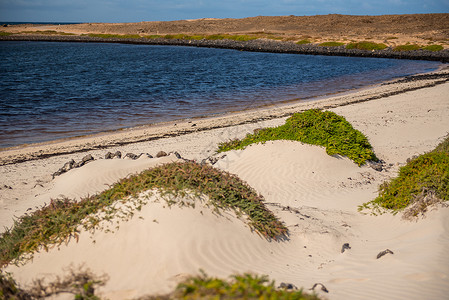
[0,0,448,23]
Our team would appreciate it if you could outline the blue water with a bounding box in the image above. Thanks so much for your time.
[0,41,441,148]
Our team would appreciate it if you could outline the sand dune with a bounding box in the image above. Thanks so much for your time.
[2,82,449,299]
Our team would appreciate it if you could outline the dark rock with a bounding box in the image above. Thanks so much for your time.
[369,160,384,172]
[63,159,76,171]
[310,283,329,293]
[172,151,182,159]
[278,282,297,290]
[341,243,351,253]
[113,151,122,159]
[78,154,94,167]
[52,159,76,178]
[406,155,418,164]
[156,151,167,158]
[105,152,113,159]
[125,153,139,160]
[201,154,227,165]
[376,249,394,259]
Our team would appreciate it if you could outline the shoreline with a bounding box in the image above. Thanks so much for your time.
[2,34,449,62]
[1,67,448,166]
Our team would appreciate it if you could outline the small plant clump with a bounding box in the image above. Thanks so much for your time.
[422,44,444,52]
[205,34,258,41]
[393,44,421,51]
[346,41,387,51]
[296,39,311,45]
[1,268,105,299]
[218,109,377,166]
[317,41,345,47]
[0,271,32,299]
[0,161,286,267]
[147,271,320,300]
[0,32,12,36]
[86,33,142,39]
[360,135,449,216]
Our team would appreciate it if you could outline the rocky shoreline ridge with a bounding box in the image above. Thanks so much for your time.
[2,34,449,62]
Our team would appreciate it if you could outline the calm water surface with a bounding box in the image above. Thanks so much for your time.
[0,41,441,148]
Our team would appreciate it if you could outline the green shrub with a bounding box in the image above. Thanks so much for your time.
[228,34,258,41]
[205,34,257,41]
[422,44,444,52]
[205,34,226,40]
[168,271,320,300]
[0,32,13,36]
[318,42,345,47]
[218,109,377,166]
[360,136,449,215]
[393,44,421,51]
[87,33,141,39]
[346,41,387,51]
[144,34,162,39]
[296,39,311,45]
[0,161,286,267]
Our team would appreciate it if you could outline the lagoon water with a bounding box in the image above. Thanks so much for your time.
[0,41,441,148]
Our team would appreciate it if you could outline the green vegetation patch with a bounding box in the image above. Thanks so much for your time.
[346,41,387,51]
[317,41,345,47]
[20,30,75,36]
[360,136,449,216]
[0,161,286,267]
[218,109,377,166]
[0,32,12,36]
[162,34,205,40]
[1,270,319,300]
[393,44,421,51]
[296,39,311,45]
[145,34,163,39]
[1,268,104,299]
[205,34,258,41]
[86,33,141,39]
[157,272,320,300]
[422,44,444,52]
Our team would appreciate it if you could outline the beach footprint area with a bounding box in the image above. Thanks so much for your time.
[1,81,449,299]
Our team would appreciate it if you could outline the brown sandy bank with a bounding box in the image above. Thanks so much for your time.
[3,14,449,48]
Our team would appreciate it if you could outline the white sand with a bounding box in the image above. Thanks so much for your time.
[1,81,449,299]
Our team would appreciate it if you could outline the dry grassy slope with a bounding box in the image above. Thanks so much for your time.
[5,14,449,47]
[63,14,449,37]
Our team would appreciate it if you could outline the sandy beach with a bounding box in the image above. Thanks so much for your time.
[0,65,448,299]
